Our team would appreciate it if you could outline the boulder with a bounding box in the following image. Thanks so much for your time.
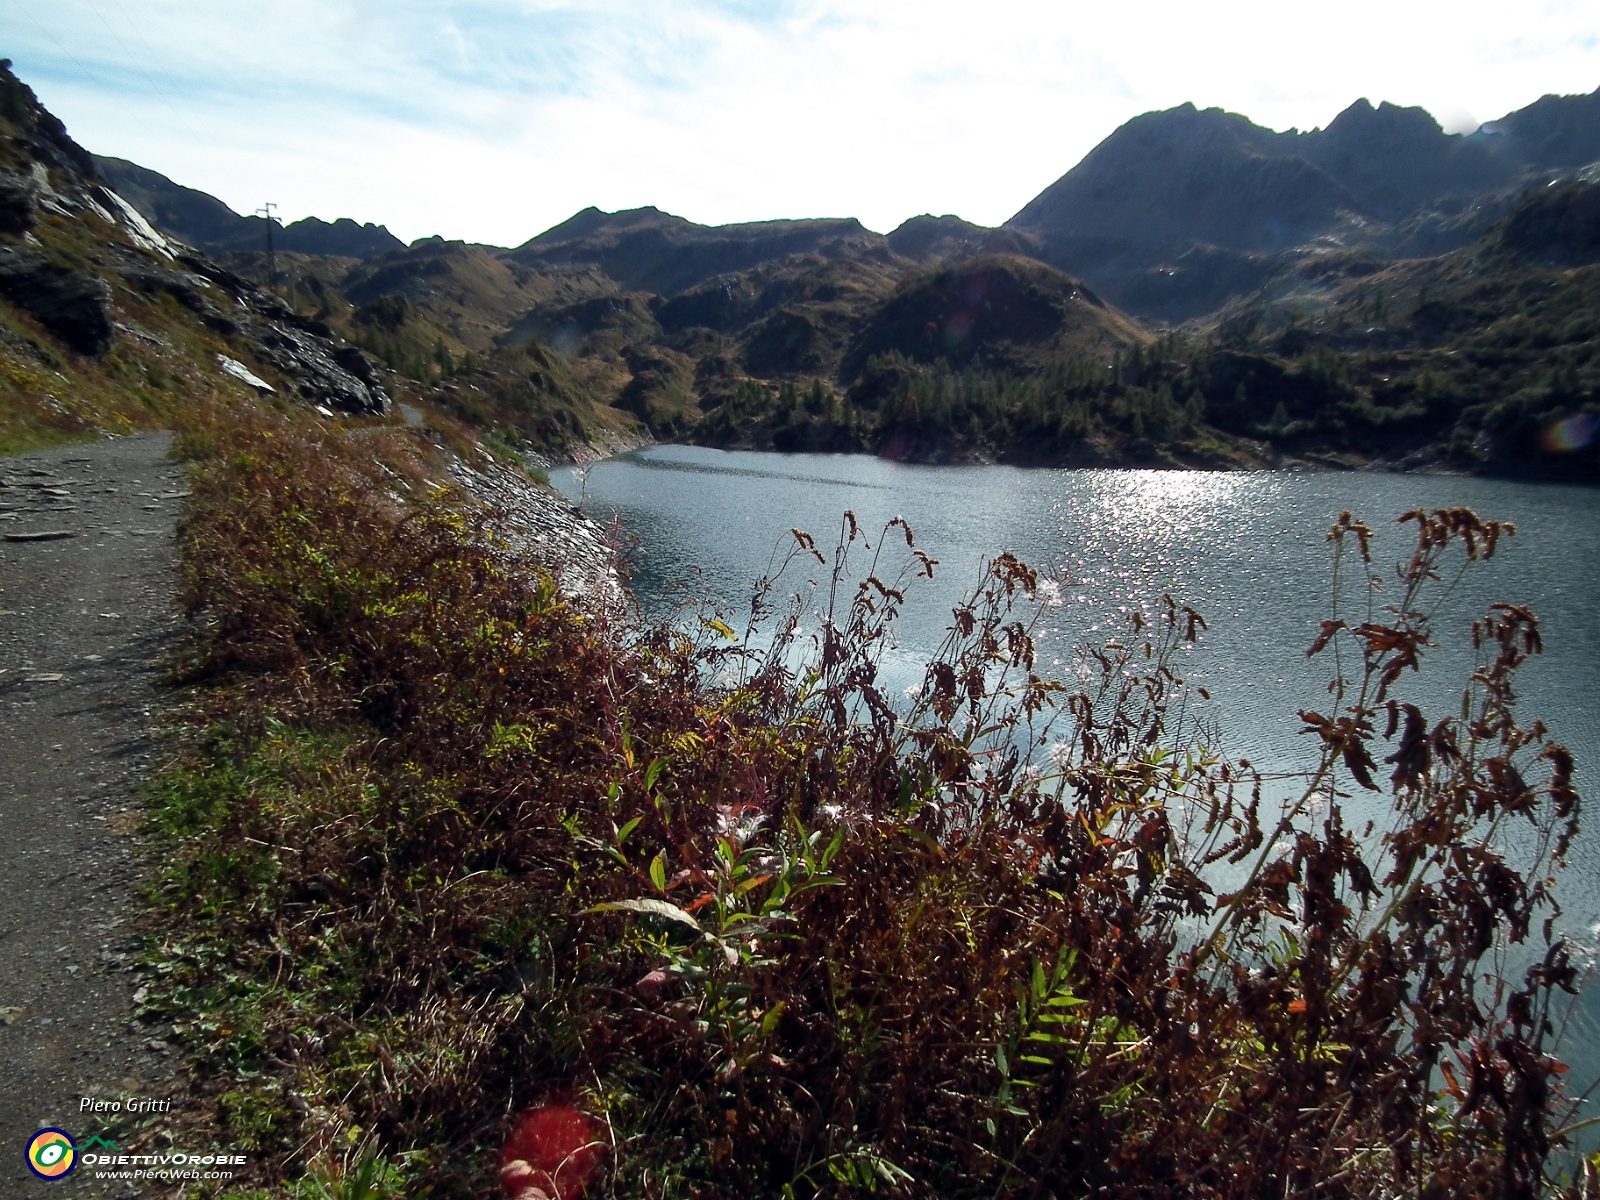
[0,245,113,355]
[246,320,388,415]
[0,166,36,234]
[120,267,238,334]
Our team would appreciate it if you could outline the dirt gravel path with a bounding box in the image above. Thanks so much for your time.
[1,433,185,1197]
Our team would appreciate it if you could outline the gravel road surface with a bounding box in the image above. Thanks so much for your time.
[1,433,184,1197]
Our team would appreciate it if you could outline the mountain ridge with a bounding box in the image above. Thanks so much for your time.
[12,62,1592,479]
[1004,90,1600,319]
[93,155,406,261]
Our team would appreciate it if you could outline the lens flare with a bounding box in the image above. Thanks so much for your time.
[944,311,973,346]
[499,1104,603,1200]
[1543,412,1598,453]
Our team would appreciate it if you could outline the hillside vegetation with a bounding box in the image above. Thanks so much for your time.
[1180,184,1600,479]
[135,402,1587,1200]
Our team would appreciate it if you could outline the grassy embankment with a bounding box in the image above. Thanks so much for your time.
[124,393,1592,1199]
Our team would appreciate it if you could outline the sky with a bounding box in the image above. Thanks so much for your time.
[6,0,1600,247]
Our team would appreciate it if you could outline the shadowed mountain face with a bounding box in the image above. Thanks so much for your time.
[1493,178,1600,266]
[1006,90,1600,320]
[840,256,1144,380]
[93,156,404,260]
[1295,99,1509,220]
[503,206,894,296]
[1009,105,1358,263]
[1480,87,1600,169]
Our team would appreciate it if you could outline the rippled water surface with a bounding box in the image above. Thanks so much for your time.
[552,445,1600,1094]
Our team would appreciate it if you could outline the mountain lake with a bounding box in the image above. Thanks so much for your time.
[551,445,1600,1114]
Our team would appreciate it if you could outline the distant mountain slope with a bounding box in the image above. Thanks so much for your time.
[1008,105,1360,261]
[502,206,894,296]
[46,72,1593,476]
[1146,176,1600,480]
[93,155,404,260]
[1007,88,1600,321]
[1293,99,1509,221]
[840,255,1145,381]
[884,214,1042,262]
[340,237,615,351]
[1480,87,1600,169]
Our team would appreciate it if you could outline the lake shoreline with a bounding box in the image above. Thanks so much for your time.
[572,435,1600,487]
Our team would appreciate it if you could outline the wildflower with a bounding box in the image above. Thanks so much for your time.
[1037,578,1064,607]
[1048,740,1073,770]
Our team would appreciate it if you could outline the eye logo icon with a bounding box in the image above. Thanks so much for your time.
[26,1129,76,1180]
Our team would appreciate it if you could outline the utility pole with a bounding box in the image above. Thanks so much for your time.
[255,202,278,290]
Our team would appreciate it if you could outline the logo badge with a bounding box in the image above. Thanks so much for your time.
[26,1129,76,1180]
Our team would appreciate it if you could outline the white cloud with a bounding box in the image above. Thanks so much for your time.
[9,0,1600,247]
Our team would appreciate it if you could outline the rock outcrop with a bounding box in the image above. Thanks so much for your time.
[0,165,36,234]
[0,245,114,355]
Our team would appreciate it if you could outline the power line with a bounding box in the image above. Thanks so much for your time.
[82,0,207,148]
[109,0,211,140]
[6,0,144,130]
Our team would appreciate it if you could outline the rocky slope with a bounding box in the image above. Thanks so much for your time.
[0,60,649,470]
[0,71,394,422]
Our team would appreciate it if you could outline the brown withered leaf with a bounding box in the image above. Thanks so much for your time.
[1385,703,1431,790]
[1307,619,1347,658]
[1343,739,1382,791]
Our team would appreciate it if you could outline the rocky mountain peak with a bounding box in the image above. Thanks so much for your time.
[1003,85,1599,320]
[1321,98,1444,145]
[0,60,99,182]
